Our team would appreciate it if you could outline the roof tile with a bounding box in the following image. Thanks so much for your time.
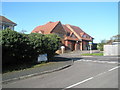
[0,16,17,25]
[32,21,60,34]
[32,21,93,40]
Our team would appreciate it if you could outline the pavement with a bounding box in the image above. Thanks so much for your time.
[2,56,73,84]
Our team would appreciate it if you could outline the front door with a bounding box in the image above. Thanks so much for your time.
[71,41,75,51]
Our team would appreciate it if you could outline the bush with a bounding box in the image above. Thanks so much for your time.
[2,29,61,65]
[2,29,30,64]
[97,40,107,51]
[2,29,21,64]
[44,34,60,59]
[27,33,45,61]
[97,43,104,51]
[28,33,60,61]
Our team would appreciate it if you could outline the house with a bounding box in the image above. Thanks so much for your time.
[32,21,94,51]
[0,16,17,30]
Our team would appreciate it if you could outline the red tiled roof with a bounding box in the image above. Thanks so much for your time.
[68,24,84,37]
[32,21,60,34]
[0,16,17,25]
[64,24,93,40]
[32,21,93,41]
[62,25,71,33]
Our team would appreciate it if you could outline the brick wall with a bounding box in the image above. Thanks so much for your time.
[52,22,66,39]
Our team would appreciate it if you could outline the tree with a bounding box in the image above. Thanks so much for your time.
[106,34,120,44]
[97,39,107,51]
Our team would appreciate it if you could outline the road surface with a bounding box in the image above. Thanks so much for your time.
[3,57,119,88]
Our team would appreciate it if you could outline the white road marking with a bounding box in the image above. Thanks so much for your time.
[107,61,118,64]
[64,77,94,89]
[95,71,107,77]
[63,66,119,89]
[79,59,118,64]
[108,66,119,72]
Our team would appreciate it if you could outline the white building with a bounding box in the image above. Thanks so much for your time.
[0,16,17,30]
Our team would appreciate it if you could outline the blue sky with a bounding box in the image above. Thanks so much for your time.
[2,2,118,43]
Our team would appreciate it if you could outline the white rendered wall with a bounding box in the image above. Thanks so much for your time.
[104,44,120,56]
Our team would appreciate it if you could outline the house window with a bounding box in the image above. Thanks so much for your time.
[71,33,76,38]
[86,36,89,38]
[82,35,86,38]
[9,26,14,30]
[66,32,70,36]
[4,25,9,30]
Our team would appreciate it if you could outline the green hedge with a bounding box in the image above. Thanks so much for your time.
[2,29,60,65]
[2,29,28,64]
[44,34,60,59]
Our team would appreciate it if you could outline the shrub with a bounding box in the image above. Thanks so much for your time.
[27,33,45,61]
[28,33,60,61]
[2,28,26,64]
[44,34,60,59]
[97,40,107,51]
[2,29,61,65]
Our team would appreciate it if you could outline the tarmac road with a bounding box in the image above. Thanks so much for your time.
[2,57,119,89]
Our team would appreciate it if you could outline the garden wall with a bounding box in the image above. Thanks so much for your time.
[104,44,120,56]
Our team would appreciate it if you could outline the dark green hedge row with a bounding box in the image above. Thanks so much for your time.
[1,29,60,65]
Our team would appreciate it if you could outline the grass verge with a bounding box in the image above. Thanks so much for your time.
[81,53,103,56]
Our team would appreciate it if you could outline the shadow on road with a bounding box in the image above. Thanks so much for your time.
[50,57,71,62]
[70,57,83,61]
[50,57,83,62]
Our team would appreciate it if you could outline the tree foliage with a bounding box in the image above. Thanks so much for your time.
[97,34,120,51]
[107,34,120,44]
[97,40,107,51]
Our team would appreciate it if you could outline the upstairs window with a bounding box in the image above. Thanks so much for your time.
[86,35,90,38]
[66,32,70,36]
[82,35,86,38]
[71,33,77,38]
